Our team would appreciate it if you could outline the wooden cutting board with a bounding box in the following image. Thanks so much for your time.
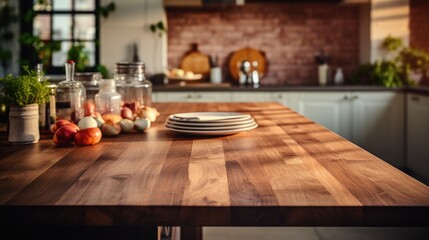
[229,47,267,82]
[180,44,210,76]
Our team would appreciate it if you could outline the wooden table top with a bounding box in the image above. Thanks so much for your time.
[1,102,429,227]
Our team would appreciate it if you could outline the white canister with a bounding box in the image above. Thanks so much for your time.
[210,67,222,84]
[318,64,329,86]
[9,104,40,144]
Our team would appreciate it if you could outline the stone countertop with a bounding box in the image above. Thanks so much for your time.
[405,86,429,95]
[153,83,409,92]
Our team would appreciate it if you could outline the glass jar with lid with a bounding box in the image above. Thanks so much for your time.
[74,72,102,101]
[114,62,152,111]
[95,79,121,115]
[55,61,86,123]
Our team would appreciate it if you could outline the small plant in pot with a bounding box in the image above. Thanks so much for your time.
[0,66,50,144]
[397,47,429,85]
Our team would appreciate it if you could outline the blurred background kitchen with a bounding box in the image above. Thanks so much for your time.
[1,1,429,239]
[1,0,428,86]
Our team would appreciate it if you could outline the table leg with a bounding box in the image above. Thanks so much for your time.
[139,226,159,240]
[180,227,202,240]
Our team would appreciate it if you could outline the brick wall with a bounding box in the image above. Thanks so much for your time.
[166,3,360,85]
[410,0,429,52]
[410,0,429,85]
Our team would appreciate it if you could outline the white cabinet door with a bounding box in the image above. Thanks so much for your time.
[295,92,351,139]
[230,92,298,109]
[351,92,404,168]
[154,92,194,102]
[407,93,429,179]
[230,92,276,102]
[154,92,230,102]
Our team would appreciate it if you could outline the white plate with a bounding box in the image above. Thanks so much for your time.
[165,123,258,136]
[167,117,255,127]
[165,120,256,131]
[170,112,251,122]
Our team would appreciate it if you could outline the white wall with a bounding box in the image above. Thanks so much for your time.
[370,0,409,62]
[0,0,20,77]
[100,0,167,77]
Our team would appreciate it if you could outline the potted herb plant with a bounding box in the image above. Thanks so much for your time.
[0,66,50,144]
[397,47,429,85]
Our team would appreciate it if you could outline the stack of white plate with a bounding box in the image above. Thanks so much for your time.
[165,112,258,135]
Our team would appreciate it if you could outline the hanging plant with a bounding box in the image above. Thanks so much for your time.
[97,2,116,19]
[149,21,167,37]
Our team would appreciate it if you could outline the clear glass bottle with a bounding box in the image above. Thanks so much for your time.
[55,61,87,123]
[36,63,46,130]
[115,62,152,110]
[95,79,121,115]
[46,83,57,132]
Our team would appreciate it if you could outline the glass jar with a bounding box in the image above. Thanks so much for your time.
[55,61,87,123]
[95,79,121,115]
[75,72,101,101]
[115,62,152,110]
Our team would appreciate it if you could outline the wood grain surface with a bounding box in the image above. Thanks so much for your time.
[1,102,429,227]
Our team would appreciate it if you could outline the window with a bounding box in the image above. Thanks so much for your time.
[20,0,100,74]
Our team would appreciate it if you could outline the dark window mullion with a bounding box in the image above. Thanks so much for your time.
[95,0,100,67]
[71,0,76,43]
[23,0,99,74]
[49,5,54,67]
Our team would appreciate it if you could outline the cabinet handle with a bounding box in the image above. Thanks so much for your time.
[186,94,192,99]
[196,94,202,99]
[350,95,358,101]
[411,96,420,102]
[343,95,349,100]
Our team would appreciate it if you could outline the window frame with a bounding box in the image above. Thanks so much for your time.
[20,0,100,74]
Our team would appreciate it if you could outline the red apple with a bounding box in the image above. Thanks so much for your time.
[121,106,134,120]
[53,124,79,146]
[74,127,102,146]
[52,119,71,133]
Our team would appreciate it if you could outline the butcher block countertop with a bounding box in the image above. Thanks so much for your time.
[1,102,429,229]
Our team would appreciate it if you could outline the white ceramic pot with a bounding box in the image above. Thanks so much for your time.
[318,64,329,86]
[409,70,423,85]
[8,104,40,144]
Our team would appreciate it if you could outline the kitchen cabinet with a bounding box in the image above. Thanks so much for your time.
[292,92,351,139]
[153,91,231,102]
[407,93,429,180]
[230,92,297,108]
[294,91,404,168]
[351,92,404,168]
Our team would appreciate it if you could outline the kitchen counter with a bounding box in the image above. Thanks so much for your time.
[1,102,429,239]
[153,83,423,93]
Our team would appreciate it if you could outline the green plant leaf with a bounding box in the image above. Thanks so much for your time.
[0,66,50,106]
